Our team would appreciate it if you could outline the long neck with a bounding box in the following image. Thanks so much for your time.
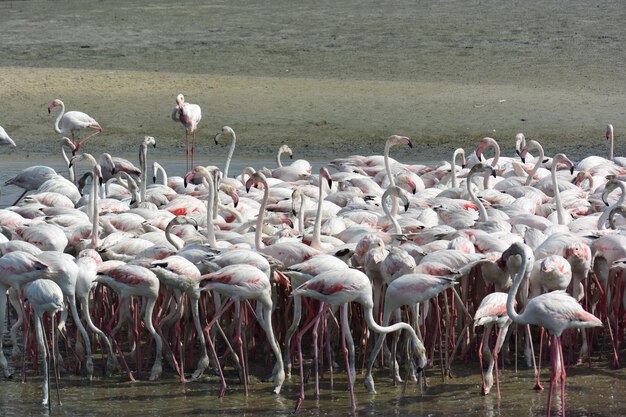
[224,132,236,178]
[451,148,462,189]
[297,194,305,234]
[61,142,75,183]
[551,163,566,225]
[468,173,488,222]
[609,127,614,160]
[154,162,167,186]
[139,145,147,203]
[91,166,100,249]
[382,190,402,234]
[506,253,529,325]
[204,176,218,247]
[165,220,183,251]
[483,139,500,189]
[311,180,325,249]
[363,304,425,358]
[277,148,284,167]
[525,141,544,186]
[598,182,626,229]
[255,179,270,251]
[384,141,400,216]
[53,101,65,134]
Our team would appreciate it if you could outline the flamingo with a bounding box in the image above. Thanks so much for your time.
[200,264,285,396]
[291,268,428,412]
[473,291,512,398]
[363,272,451,393]
[0,251,50,378]
[0,125,16,147]
[504,242,602,417]
[96,264,163,381]
[47,99,103,153]
[171,93,201,171]
[23,279,64,407]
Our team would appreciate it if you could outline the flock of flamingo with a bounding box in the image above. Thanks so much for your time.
[0,95,624,416]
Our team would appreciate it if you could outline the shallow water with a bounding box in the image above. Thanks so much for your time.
[1,350,624,417]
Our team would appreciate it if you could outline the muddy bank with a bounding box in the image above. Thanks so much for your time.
[1,0,626,162]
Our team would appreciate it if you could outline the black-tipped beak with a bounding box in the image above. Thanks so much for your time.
[183,178,188,188]
[491,170,497,178]
[327,179,332,189]
[152,176,157,184]
[99,177,103,186]
[521,157,526,163]
[543,158,549,163]
[292,209,297,216]
[214,133,220,145]
[570,167,575,175]
[404,202,409,212]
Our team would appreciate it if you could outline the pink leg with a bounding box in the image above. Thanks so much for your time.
[312,310,322,398]
[558,337,566,417]
[341,304,357,413]
[191,131,196,168]
[478,330,486,395]
[294,304,324,413]
[234,302,248,396]
[203,298,234,397]
[535,327,545,390]
[546,334,557,417]
[107,300,135,382]
[185,130,190,172]
[494,327,503,400]
[76,128,103,151]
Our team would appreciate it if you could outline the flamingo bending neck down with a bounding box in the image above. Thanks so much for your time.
[504,242,602,417]
[291,268,427,412]
[47,99,102,153]
[171,94,201,171]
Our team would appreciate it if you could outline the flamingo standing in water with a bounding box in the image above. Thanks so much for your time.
[291,268,428,412]
[23,279,64,407]
[171,94,201,171]
[0,251,50,378]
[504,242,602,417]
[47,99,103,153]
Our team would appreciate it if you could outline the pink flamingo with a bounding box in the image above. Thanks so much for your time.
[96,264,163,381]
[0,251,50,377]
[200,264,285,396]
[504,242,602,417]
[171,94,201,171]
[473,291,512,398]
[23,279,64,407]
[47,99,103,153]
[292,268,428,412]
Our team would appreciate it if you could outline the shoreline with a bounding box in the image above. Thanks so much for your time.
[0,66,622,162]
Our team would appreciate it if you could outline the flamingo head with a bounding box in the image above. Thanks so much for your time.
[319,167,332,189]
[176,93,185,108]
[387,134,413,149]
[606,124,614,141]
[47,99,62,114]
[514,133,526,156]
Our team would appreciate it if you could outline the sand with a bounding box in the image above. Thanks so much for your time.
[1,0,626,161]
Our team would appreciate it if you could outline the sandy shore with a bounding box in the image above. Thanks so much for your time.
[1,0,626,162]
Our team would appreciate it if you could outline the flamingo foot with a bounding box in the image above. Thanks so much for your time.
[149,361,162,381]
[106,354,120,376]
[364,374,377,394]
[85,357,94,381]
[191,356,210,380]
[218,383,226,399]
[534,381,544,391]
[294,396,304,413]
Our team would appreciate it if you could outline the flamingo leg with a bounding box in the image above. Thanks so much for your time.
[11,189,29,206]
[294,303,324,413]
[546,334,557,417]
[534,327,544,391]
[185,130,190,172]
[283,294,302,379]
[341,304,357,413]
[75,127,103,151]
